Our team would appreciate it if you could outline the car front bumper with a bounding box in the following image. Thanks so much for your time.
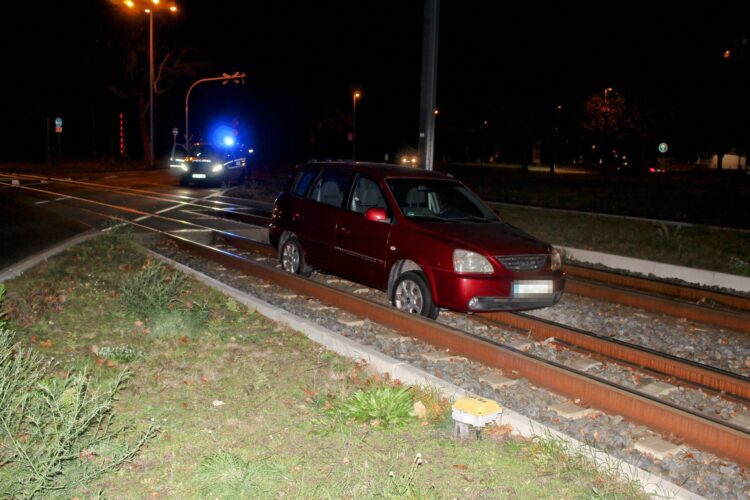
[429,268,565,312]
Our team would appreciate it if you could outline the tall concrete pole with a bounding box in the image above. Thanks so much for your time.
[418,0,439,170]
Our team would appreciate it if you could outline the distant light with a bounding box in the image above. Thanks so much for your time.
[124,0,134,7]
[354,91,361,99]
[724,49,731,59]
[169,5,177,12]
[248,149,254,154]
[223,136,235,146]
[152,0,160,4]
[483,120,488,125]
[433,108,439,115]
[649,167,656,173]
[144,8,151,13]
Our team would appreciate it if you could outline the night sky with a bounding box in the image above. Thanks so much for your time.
[2,2,746,165]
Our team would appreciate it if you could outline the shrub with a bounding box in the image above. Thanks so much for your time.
[0,285,157,497]
[119,260,187,317]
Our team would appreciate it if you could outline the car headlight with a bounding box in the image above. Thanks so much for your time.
[550,248,562,271]
[212,163,224,173]
[453,249,493,274]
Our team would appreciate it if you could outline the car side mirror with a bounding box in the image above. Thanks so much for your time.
[365,207,389,222]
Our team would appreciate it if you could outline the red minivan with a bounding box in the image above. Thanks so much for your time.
[269,161,564,319]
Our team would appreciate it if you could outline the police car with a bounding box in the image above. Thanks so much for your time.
[171,141,248,187]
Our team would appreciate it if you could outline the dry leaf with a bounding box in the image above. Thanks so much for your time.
[413,401,427,419]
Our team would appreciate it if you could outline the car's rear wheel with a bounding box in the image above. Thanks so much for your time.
[279,236,312,277]
[391,271,438,319]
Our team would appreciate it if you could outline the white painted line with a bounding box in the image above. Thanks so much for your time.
[133,191,217,223]
[54,196,71,201]
[34,200,50,205]
[147,248,704,500]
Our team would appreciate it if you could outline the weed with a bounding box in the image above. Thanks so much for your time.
[653,222,682,247]
[408,384,452,423]
[730,257,750,276]
[193,450,284,498]
[329,385,415,428]
[119,260,187,317]
[97,345,145,363]
[514,432,650,499]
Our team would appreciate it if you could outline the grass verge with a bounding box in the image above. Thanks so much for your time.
[1,233,648,498]
[496,204,750,276]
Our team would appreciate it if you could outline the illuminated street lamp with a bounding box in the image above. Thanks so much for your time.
[352,90,361,161]
[123,0,178,166]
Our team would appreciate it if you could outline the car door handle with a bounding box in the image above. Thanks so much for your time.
[338,225,351,235]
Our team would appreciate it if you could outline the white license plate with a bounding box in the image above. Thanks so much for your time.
[192,173,207,179]
[513,280,553,295]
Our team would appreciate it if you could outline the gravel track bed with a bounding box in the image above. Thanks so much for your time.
[141,234,750,499]
[528,294,750,378]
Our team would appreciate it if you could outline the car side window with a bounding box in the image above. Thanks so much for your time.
[292,169,319,197]
[307,170,353,208]
[348,175,388,215]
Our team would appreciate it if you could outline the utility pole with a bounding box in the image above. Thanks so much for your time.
[418,0,439,170]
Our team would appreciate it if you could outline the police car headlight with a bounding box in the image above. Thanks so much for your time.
[212,163,224,173]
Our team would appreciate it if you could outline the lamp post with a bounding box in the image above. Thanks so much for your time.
[124,1,178,167]
[352,90,361,161]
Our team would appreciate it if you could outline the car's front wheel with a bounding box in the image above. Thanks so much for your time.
[391,271,438,319]
[279,236,312,277]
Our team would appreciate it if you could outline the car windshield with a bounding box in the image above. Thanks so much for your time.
[386,179,499,222]
[189,144,219,157]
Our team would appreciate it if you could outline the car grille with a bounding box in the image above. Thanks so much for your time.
[496,254,548,272]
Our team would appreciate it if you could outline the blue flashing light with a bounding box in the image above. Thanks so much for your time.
[223,136,235,147]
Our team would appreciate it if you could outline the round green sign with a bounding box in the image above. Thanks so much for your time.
[658,142,668,153]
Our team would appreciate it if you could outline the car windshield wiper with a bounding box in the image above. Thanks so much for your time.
[450,215,491,222]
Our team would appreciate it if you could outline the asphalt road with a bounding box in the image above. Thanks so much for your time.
[0,169,269,274]
[0,188,91,270]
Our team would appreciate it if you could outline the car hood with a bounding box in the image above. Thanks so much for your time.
[412,220,551,256]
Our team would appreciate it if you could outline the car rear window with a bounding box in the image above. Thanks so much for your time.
[292,169,319,197]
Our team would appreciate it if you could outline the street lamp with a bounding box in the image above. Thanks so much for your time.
[124,0,178,166]
[352,90,361,161]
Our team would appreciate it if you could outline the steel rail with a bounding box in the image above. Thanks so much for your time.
[226,234,750,399]
[165,231,750,468]
[6,179,750,466]
[479,311,750,400]
[566,277,750,334]
[565,263,750,312]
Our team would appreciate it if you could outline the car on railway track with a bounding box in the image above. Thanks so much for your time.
[270,161,564,319]
[170,142,249,187]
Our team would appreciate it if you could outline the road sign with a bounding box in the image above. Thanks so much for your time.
[658,142,668,154]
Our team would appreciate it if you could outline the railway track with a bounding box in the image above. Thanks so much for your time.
[5,173,750,470]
